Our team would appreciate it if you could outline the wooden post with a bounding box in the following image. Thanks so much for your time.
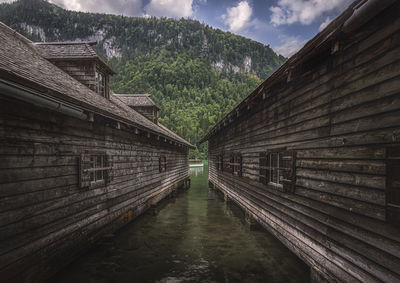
[245,209,261,231]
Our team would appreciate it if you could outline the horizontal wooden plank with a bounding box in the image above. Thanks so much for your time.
[296,168,385,190]
[296,159,385,175]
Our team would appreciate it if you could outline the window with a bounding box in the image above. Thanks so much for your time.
[387,146,400,225]
[90,155,106,182]
[159,156,167,173]
[230,153,235,173]
[79,153,113,188]
[95,70,106,97]
[229,153,243,176]
[259,150,296,192]
[216,154,224,172]
[235,153,243,177]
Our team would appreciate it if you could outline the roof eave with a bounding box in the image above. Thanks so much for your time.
[0,69,192,148]
[96,56,116,75]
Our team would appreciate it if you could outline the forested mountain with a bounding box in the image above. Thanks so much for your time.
[0,0,286,158]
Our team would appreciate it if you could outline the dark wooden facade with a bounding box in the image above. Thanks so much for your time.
[202,0,400,282]
[0,23,193,282]
[133,106,159,123]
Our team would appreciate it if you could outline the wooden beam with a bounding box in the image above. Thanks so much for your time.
[88,112,94,122]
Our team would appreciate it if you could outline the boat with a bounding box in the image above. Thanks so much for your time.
[189,159,204,168]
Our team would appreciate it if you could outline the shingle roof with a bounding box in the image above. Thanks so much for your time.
[34,41,97,58]
[34,41,116,74]
[0,22,193,148]
[114,93,159,108]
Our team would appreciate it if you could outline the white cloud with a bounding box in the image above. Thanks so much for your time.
[270,0,351,26]
[222,1,253,33]
[145,0,194,18]
[48,0,143,16]
[319,16,332,31]
[273,35,306,57]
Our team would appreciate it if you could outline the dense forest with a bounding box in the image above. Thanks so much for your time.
[0,0,286,158]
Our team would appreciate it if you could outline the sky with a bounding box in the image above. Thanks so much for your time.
[0,0,354,57]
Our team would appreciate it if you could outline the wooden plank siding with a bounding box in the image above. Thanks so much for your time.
[133,106,157,122]
[52,60,96,91]
[207,3,400,282]
[0,97,190,283]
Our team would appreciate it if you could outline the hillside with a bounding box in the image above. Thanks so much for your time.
[0,0,286,158]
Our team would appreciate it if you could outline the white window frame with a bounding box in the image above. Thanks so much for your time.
[268,152,283,188]
[89,155,107,184]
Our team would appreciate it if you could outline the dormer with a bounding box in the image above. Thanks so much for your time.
[114,93,160,124]
[34,41,115,99]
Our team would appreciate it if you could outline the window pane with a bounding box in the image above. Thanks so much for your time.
[90,156,95,168]
[95,72,99,94]
[96,156,103,168]
[272,168,277,184]
[99,73,105,96]
[270,153,275,183]
[90,172,95,182]
[388,161,400,205]
[278,153,282,184]
[278,169,283,183]
[271,153,277,167]
[96,169,103,181]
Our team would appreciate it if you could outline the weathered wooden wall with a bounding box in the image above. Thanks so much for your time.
[52,60,96,91]
[133,106,156,123]
[208,4,400,282]
[0,97,189,282]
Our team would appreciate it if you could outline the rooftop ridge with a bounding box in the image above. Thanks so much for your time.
[34,41,97,46]
[0,21,34,49]
[114,93,152,97]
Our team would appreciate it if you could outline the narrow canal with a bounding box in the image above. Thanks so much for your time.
[51,164,310,283]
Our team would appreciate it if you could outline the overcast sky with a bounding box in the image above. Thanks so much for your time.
[1,0,353,57]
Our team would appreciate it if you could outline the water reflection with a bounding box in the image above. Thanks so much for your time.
[189,166,203,176]
[50,163,309,283]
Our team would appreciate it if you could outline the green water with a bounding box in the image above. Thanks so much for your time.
[51,164,309,283]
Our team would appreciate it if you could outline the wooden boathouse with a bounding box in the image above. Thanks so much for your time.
[0,22,193,282]
[201,0,400,282]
